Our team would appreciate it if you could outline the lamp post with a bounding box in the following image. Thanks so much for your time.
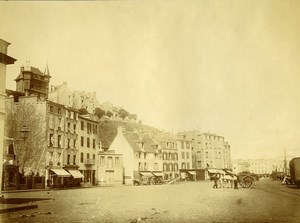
[20,125,29,141]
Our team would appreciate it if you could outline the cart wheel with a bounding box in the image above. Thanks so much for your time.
[239,176,253,188]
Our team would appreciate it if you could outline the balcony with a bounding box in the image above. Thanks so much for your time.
[84,158,95,165]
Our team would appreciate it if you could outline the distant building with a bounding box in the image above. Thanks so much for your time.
[0,38,16,192]
[179,131,232,170]
[15,63,51,99]
[152,133,179,180]
[49,82,100,113]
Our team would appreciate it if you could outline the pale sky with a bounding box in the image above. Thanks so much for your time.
[1,1,300,159]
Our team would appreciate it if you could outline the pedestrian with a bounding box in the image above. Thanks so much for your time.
[233,174,238,189]
[213,174,219,189]
[219,174,224,188]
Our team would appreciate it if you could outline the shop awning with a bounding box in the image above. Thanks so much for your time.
[152,172,164,177]
[218,170,226,174]
[68,170,84,179]
[207,168,226,174]
[188,171,196,175]
[140,172,153,177]
[206,168,219,174]
[50,169,71,177]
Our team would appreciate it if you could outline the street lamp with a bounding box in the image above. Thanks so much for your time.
[20,125,29,141]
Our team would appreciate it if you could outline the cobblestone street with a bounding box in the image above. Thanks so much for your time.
[1,178,300,223]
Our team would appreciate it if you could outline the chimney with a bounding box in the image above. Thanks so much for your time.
[117,126,124,135]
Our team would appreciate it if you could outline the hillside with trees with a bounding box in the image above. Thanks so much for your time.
[98,119,160,149]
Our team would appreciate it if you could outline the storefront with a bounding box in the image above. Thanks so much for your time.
[48,168,71,188]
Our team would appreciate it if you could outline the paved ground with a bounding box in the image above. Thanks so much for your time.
[1,178,300,223]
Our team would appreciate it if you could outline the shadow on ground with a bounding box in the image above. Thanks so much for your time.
[0,198,52,204]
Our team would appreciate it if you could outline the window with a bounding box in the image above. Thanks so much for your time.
[74,124,76,133]
[144,162,148,171]
[186,152,189,159]
[73,155,76,165]
[187,163,190,169]
[139,162,142,170]
[93,139,96,149]
[58,135,61,148]
[144,153,147,159]
[74,139,76,149]
[8,144,14,155]
[100,156,105,165]
[49,134,54,147]
[154,163,158,171]
[67,123,70,132]
[67,155,70,165]
[181,141,184,149]
[182,152,185,159]
[108,157,113,168]
[81,121,84,130]
[80,153,84,162]
[50,106,54,112]
[93,154,95,160]
[87,153,90,160]
[81,137,84,147]
[58,108,61,114]
[174,163,178,171]
[87,138,90,148]
[115,157,120,166]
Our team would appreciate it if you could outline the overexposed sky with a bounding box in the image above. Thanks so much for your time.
[1,0,300,159]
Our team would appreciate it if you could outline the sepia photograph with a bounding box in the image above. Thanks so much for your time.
[0,0,300,222]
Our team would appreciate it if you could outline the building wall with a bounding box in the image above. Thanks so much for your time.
[97,151,123,185]
[177,138,193,170]
[180,131,232,170]
[0,38,14,193]
[77,116,98,185]
[109,128,135,184]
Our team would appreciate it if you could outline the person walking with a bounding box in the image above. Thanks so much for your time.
[213,174,219,189]
[233,174,238,189]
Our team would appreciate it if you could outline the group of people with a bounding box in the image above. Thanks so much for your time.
[212,173,238,189]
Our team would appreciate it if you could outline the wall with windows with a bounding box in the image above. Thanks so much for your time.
[97,152,123,185]
[77,115,99,185]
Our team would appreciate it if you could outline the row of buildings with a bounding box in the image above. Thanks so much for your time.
[1,40,232,190]
[231,155,295,176]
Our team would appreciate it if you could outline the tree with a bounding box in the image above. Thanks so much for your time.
[106,111,113,118]
[94,107,105,119]
[129,114,137,120]
[5,98,47,176]
[78,108,88,115]
[118,108,129,119]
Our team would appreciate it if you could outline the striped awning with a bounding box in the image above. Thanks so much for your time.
[50,169,71,177]
[68,170,84,179]
[152,172,164,177]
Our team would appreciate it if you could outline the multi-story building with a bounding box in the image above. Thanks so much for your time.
[48,82,100,114]
[248,159,273,175]
[176,135,194,179]
[78,114,99,186]
[0,38,16,193]
[179,131,232,170]
[152,133,179,180]
[46,101,81,188]
[15,63,51,99]
[5,95,82,189]
[48,82,73,108]
[109,127,163,184]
